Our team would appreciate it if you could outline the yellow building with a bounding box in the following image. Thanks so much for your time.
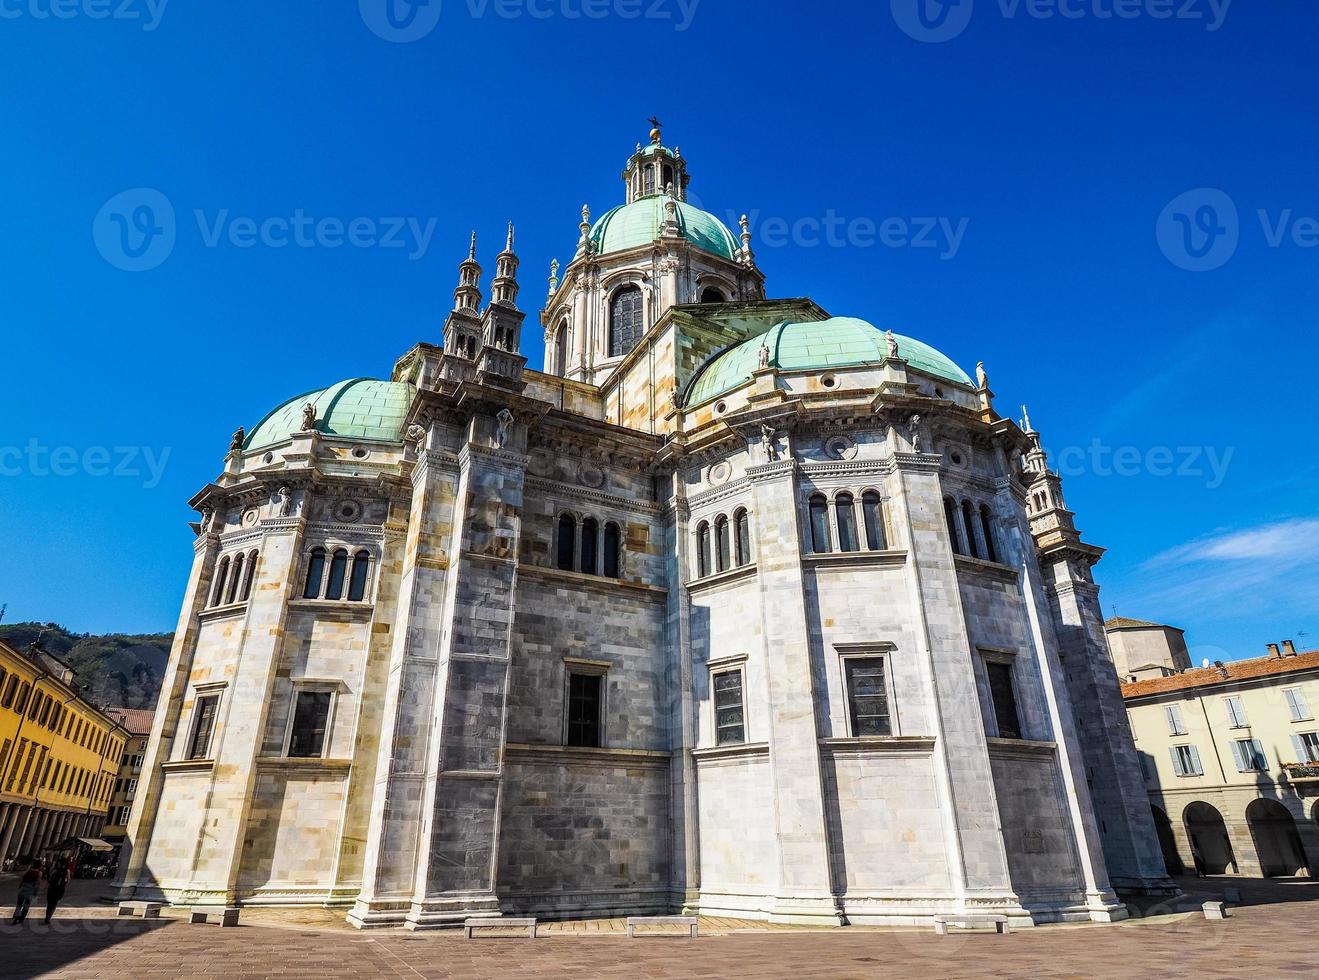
[102,707,155,850]
[0,637,127,865]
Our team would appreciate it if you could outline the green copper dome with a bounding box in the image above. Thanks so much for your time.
[244,378,415,451]
[590,197,739,260]
[684,317,973,406]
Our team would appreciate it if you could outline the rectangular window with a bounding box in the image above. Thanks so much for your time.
[187,694,220,760]
[845,658,892,737]
[1231,738,1268,772]
[1138,752,1155,781]
[1169,744,1204,777]
[713,670,746,745]
[1285,688,1312,722]
[566,673,603,748]
[1294,732,1319,763]
[1165,704,1187,735]
[1224,696,1248,728]
[286,690,333,758]
[986,661,1022,739]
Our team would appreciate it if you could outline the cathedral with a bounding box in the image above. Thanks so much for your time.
[116,126,1175,929]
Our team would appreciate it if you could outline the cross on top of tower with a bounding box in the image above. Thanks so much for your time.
[648,116,663,143]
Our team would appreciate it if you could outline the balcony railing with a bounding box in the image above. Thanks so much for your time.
[1283,762,1319,784]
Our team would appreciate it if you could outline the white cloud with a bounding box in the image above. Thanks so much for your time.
[1145,518,1319,568]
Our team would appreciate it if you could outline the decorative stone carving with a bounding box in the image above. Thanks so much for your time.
[908,413,923,453]
[301,403,317,432]
[976,361,989,390]
[758,344,771,369]
[406,423,426,452]
[760,423,780,462]
[334,499,363,523]
[229,427,245,453]
[886,330,899,359]
[579,462,605,489]
[495,408,514,449]
[824,435,857,461]
[241,508,260,528]
[708,461,732,486]
[277,484,294,517]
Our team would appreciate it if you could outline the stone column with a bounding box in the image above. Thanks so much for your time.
[888,454,1021,912]
[3,806,32,860]
[117,531,220,901]
[349,440,462,928]
[663,485,699,911]
[404,428,528,930]
[746,456,841,925]
[1044,553,1177,893]
[20,809,48,858]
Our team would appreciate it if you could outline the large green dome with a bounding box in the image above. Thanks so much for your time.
[590,197,739,260]
[244,378,415,451]
[684,317,972,406]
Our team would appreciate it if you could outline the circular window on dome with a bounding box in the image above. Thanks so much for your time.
[821,374,837,388]
[334,499,363,523]
[715,401,728,414]
[351,447,370,460]
[263,452,275,464]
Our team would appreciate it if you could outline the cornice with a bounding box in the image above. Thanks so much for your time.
[525,476,662,515]
[687,477,752,513]
[686,562,758,593]
[517,562,668,599]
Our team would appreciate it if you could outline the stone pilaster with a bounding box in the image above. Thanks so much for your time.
[349,443,461,928]
[746,456,841,925]
[402,425,528,929]
[662,481,699,911]
[888,453,1022,913]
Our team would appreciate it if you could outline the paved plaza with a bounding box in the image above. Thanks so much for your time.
[2,876,1316,979]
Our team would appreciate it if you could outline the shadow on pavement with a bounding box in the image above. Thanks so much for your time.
[0,916,170,980]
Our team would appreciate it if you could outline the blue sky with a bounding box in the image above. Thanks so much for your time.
[0,1,1314,660]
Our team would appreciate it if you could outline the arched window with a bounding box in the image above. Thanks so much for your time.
[980,505,998,563]
[808,494,831,554]
[700,286,725,304]
[696,521,711,578]
[836,493,859,552]
[212,556,231,607]
[555,320,569,374]
[609,286,644,358]
[348,550,372,601]
[862,492,886,550]
[603,523,621,578]
[734,509,751,567]
[303,547,326,599]
[944,497,964,556]
[326,549,349,600]
[240,551,258,601]
[643,163,656,196]
[715,515,731,572]
[962,500,981,559]
[556,515,576,571]
[663,164,674,190]
[580,518,599,575]
[226,552,245,604]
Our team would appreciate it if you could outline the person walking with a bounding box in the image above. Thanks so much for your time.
[10,861,42,924]
[43,863,68,924]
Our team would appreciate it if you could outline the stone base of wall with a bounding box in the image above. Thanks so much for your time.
[345,898,411,929]
[499,885,671,920]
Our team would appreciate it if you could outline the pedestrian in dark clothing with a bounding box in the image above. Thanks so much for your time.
[11,862,42,924]
[44,865,68,924]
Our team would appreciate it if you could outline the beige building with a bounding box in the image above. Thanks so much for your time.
[1106,617,1191,680]
[1117,624,1319,879]
[102,707,154,852]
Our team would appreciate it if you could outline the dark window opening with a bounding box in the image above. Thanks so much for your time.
[303,548,326,599]
[846,659,892,736]
[862,492,886,550]
[809,494,831,553]
[348,550,371,601]
[836,493,858,553]
[609,286,644,358]
[962,500,981,559]
[987,661,1022,739]
[557,515,576,571]
[288,690,332,758]
[700,286,725,304]
[715,516,731,572]
[980,505,998,563]
[734,509,751,567]
[567,673,603,747]
[696,521,711,578]
[325,549,349,600]
[944,497,964,556]
[714,671,745,745]
[188,695,220,760]
[581,518,599,575]
[603,523,621,578]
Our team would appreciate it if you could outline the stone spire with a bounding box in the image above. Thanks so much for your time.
[547,258,560,299]
[490,222,520,308]
[453,231,482,313]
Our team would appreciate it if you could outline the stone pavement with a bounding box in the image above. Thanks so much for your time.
[1,875,1316,979]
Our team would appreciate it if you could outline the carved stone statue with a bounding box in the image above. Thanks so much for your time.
[495,408,514,449]
[277,484,294,517]
[229,427,245,453]
[301,403,317,432]
[758,344,771,369]
[908,413,923,453]
[886,330,899,359]
[198,506,213,536]
[976,361,989,390]
[406,423,426,452]
[761,423,780,462]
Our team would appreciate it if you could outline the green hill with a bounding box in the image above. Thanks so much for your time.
[0,622,171,710]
